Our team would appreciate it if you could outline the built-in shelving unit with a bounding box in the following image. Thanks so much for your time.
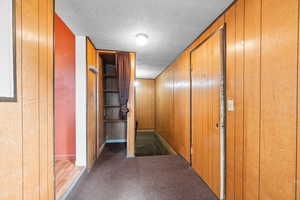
[101,54,127,143]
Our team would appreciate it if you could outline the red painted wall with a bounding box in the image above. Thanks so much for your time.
[55,14,76,160]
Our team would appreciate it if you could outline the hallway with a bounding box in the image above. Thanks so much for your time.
[2,0,300,199]
[69,144,217,200]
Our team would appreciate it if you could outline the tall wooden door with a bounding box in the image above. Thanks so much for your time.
[87,39,98,170]
[191,28,225,199]
[87,67,97,169]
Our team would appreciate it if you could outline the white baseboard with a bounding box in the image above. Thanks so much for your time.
[127,154,135,158]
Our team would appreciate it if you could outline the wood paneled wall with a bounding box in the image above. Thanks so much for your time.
[155,51,191,161]
[127,52,136,157]
[86,38,98,170]
[155,0,300,199]
[136,79,155,130]
[0,0,54,199]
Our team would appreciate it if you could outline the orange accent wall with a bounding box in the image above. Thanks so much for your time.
[55,14,76,160]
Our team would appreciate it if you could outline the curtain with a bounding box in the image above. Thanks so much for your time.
[116,52,131,120]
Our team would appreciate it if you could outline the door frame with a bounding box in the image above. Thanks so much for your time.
[189,25,226,200]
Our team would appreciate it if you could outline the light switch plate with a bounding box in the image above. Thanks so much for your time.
[227,99,234,111]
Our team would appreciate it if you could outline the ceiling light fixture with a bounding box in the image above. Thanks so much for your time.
[136,33,149,46]
[134,81,139,87]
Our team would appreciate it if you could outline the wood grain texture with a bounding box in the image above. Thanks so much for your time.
[155,67,175,148]
[191,29,223,198]
[0,0,54,199]
[244,0,261,199]
[155,0,300,199]
[173,52,191,162]
[260,0,298,199]
[87,38,97,170]
[127,52,136,157]
[234,0,245,199]
[224,5,236,200]
[136,79,155,130]
[298,1,300,198]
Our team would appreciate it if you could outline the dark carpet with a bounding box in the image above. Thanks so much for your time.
[135,132,169,156]
[68,143,217,200]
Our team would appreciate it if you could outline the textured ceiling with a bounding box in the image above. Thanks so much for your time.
[56,0,233,78]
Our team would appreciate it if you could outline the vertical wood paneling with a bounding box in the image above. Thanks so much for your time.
[234,0,245,199]
[156,67,174,147]
[155,0,300,199]
[47,0,55,198]
[260,0,298,199]
[0,0,23,199]
[191,29,223,198]
[87,39,97,170]
[136,79,155,130]
[0,0,54,199]
[225,5,236,200]
[298,0,300,198]
[127,52,136,157]
[174,52,191,161]
[22,0,41,199]
[191,40,208,179]
[244,0,261,199]
[39,0,50,198]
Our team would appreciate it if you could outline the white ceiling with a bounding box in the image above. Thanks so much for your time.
[56,0,233,78]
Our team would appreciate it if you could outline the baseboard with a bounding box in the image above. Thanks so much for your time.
[127,154,135,158]
[137,129,155,132]
[59,167,87,200]
[155,132,177,155]
[97,142,106,158]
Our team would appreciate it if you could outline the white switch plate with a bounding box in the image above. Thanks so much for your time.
[227,99,234,111]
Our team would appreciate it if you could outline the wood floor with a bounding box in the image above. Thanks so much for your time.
[55,159,83,200]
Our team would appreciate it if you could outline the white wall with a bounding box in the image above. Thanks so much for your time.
[0,0,14,98]
[75,36,87,167]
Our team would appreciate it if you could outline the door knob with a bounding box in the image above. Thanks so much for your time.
[216,122,223,128]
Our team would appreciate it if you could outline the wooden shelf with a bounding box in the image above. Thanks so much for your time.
[104,105,121,108]
[104,90,119,93]
[104,119,127,123]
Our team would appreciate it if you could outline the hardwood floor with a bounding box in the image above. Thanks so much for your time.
[55,159,83,200]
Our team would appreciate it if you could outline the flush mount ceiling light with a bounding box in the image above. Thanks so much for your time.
[136,33,149,46]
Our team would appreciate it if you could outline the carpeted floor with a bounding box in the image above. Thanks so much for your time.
[68,143,217,200]
[135,132,169,156]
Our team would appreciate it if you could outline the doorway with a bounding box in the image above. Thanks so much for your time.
[190,27,225,199]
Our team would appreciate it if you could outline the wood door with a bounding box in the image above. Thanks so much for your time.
[87,39,98,169]
[191,28,225,199]
[87,68,97,169]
